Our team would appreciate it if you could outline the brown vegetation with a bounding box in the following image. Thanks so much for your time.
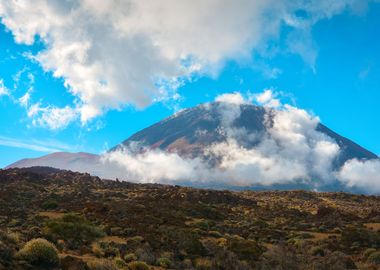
[0,168,379,269]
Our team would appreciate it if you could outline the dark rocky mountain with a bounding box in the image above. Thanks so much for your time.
[114,102,377,165]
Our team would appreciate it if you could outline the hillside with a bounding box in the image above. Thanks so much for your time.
[0,167,380,269]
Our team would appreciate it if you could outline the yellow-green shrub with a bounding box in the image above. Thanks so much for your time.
[16,238,59,266]
[128,261,149,270]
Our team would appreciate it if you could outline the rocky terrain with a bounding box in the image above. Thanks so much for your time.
[0,167,380,269]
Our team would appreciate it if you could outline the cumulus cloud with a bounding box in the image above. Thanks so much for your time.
[215,92,247,105]
[101,90,344,189]
[0,0,368,123]
[102,147,210,184]
[253,89,282,108]
[27,103,78,130]
[337,159,380,194]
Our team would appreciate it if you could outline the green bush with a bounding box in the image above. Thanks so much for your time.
[44,213,104,248]
[156,257,171,268]
[367,251,380,265]
[41,198,58,210]
[124,253,137,262]
[363,248,376,259]
[128,261,149,270]
[114,257,126,268]
[16,238,59,267]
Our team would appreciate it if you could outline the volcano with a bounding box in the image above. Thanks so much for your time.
[6,102,378,191]
[113,102,377,166]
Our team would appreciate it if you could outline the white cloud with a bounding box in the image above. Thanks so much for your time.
[0,79,10,96]
[0,0,366,123]
[254,89,281,108]
[27,103,78,130]
[102,147,209,184]
[18,89,31,107]
[0,135,72,153]
[337,159,380,194]
[215,92,247,105]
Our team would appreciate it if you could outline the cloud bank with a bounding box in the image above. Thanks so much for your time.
[337,159,380,193]
[99,90,379,193]
[0,0,369,124]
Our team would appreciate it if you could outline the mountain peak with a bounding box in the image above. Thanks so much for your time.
[115,102,377,164]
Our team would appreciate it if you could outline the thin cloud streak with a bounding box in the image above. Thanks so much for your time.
[0,136,72,153]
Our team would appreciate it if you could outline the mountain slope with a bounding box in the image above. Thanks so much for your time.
[6,152,108,178]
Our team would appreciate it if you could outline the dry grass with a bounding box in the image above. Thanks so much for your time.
[99,236,128,244]
[364,223,380,231]
[38,211,65,219]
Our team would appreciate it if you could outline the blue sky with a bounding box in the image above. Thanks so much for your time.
[0,1,379,168]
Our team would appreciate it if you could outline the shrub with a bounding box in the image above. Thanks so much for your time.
[367,251,380,265]
[16,238,59,267]
[257,245,298,270]
[312,251,357,270]
[126,236,144,250]
[135,243,155,264]
[195,258,213,270]
[310,246,325,257]
[0,231,19,265]
[213,249,251,270]
[44,213,104,248]
[228,237,263,263]
[363,248,376,259]
[87,259,118,270]
[194,220,210,231]
[128,261,149,270]
[124,253,137,262]
[114,257,126,268]
[208,230,222,238]
[41,198,58,210]
[0,240,13,264]
[99,242,120,258]
[296,232,313,239]
[156,257,171,268]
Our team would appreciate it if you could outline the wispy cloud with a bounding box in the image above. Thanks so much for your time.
[27,103,78,130]
[0,136,73,153]
[0,79,10,96]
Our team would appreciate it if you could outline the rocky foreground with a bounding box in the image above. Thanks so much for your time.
[0,167,380,269]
